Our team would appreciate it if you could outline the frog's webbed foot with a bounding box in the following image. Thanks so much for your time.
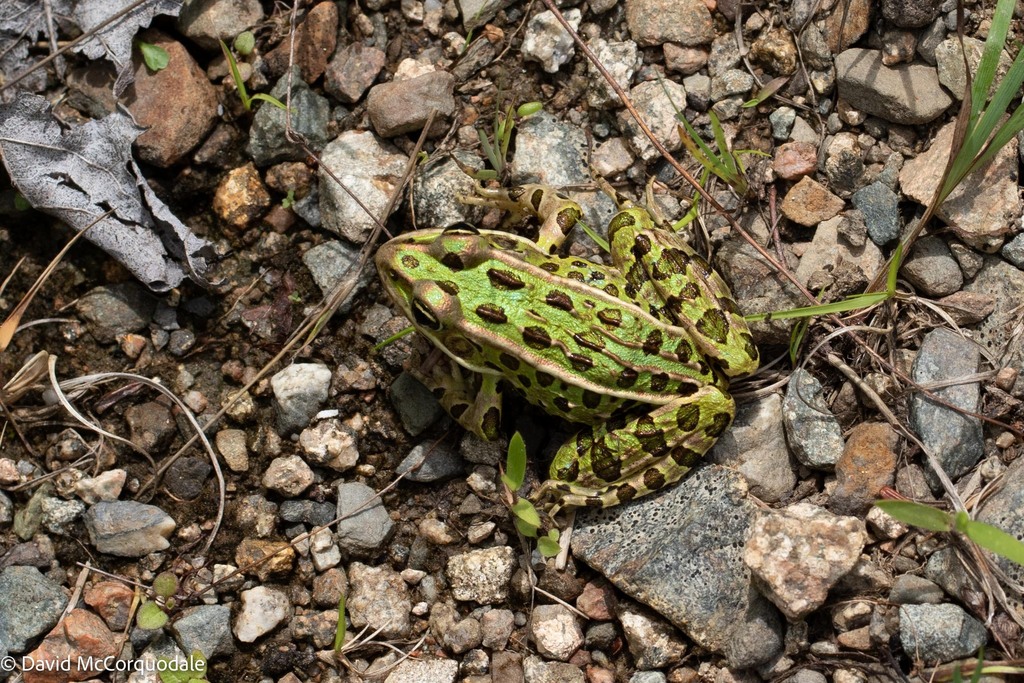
[409,355,503,441]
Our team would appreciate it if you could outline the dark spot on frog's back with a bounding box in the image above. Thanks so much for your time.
[567,353,594,372]
[536,371,555,387]
[676,404,700,431]
[553,396,571,412]
[706,412,731,437]
[540,262,560,273]
[671,445,701,467]
[557,207,581,234]
[615,483,637,502]
[598,308,622,328]
[400,254,420,269]
[616,367,638,388]
[529,188,545,211]
[492,235,519,250]
[695,308,730,344]
[643,467,666,491]
[523,326,552,349]
[650,372,669,392]
[545,291,574,311]
[603,283,620,297]
[632,233,653,256]
[499,352,520,371]
[608,212,636,235]
[582,389,602,409]
[475,303,507,324]
[642,329,663,355]
[487,268,526,290]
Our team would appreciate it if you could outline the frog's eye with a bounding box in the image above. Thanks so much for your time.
[412,298,443,331]
[442,223,479,235]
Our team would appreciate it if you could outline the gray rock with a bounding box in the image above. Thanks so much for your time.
[934,37,1012,101]
[457,0,514,30]
[977,457,1024,593]
[271,363,332,434]
[410,153,485,229]
[823,132,864,192]
[782,370,845,470]
[745,504,867,620]
[164,456,211,501]
[522,655,586,683]
[617,79,687,161]
[851,182,900,245]
[631,673,667,683]
[388,372,445,436]
[836,48,953,124]
[618,602,687,669]
[769,107,796,140]
[901,236,963,296]
[0,566,68,652]
[794,213,883,292]
[883,0,940,28]
[917,18,946,65]
[40,496,86,533]
[75,283,156,343]
[572,466,783,667]
[888,575,945,605]
[625,0,713,47]
[170,605,234,659]
[347,562,412,638]
[319,130,408,243]
[528,604,583,662]
[447,546,516,604]
[964,257,1024,396]
[910,328,983,488]
[177,0,264,50]
[398,441,466,482]
[521,9,580,74]
[247,67,330,166]
[480,609,515,650]
[261,455,315,497]
[367,71,456,137]
[710,68,754,102]
[279,499,336,527]
[84,501,175,557]
[683,73,711,111]
[302,241,372,315]
[511,112,590,186]
[0,490,11,525]
[384,658,459,683]
[215,430,248,473]
[708,394,796,503]
[898,603,986,663]
[335,482,395,554]
[429,601,482,654]
[587,38,641,109]
[1001,233,1024,269]
[233,586,292,643]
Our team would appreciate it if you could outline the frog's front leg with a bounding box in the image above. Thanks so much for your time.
[412,357,503,441]
[462,184,583,254]
[532,385,734,515]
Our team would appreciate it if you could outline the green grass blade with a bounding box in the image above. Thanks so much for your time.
[886,242,902,295]
[334,593,346,651]
[250,93,288,110]
[960,518,1024,566]
[577,218,610,253]
[219,39,251,109]
[743,292,891,323]
[874,500,952,532]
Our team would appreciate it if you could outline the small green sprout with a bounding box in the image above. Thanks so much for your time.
[136,571,178,630]
[233,30,256,56]
[137,41,170,71]
[475,101,543,179]
[219,39,287,112]
[503,432,560,557]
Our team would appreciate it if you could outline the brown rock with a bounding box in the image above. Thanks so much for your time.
[822,0,871,53]
[22,610,119,683]
[663,43,707,75]
[125,31,218,167]
[576,580,617,621]
[749,28,798,76]
[780,177,845,227]
[625,0,713,47]
[366,71,456,137]
[829,423,897,515]
[235,538,296,581]
[212,163,271,230]
[83,581,134,631]
[899,122,1018,252]
[264,2,339,83]
[772,141,818,180]
[325,44,386,103]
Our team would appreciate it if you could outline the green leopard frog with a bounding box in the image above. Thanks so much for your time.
[376,184,759,514]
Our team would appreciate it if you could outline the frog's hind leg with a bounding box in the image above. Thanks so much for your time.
[533,384,735,515]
